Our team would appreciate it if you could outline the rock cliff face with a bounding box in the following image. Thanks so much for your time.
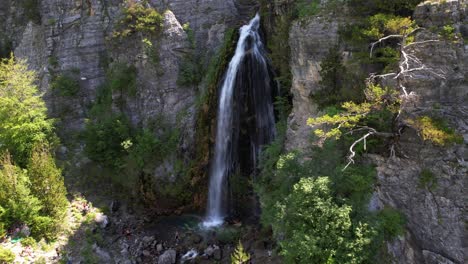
[286,1,467,263]
[286,16,340,151]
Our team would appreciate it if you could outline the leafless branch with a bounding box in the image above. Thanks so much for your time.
[343,131,375,171]
[370,34,403,57]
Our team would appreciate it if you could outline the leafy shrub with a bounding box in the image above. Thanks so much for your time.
[84,114,131,168]
[0,246,15,263]
[29,215,57,240]
[128,129,158,168]
[51,74,80,96]
[20,0,41,24]
[216,227,241,244]
[113,0,163,39]
[106,63,137,96]
[408,116,463,146]
[48,56,59,68]
[231,241,250,264]
[20,236,37,247]
[314,46,356,108]
[296,0,321,18]
[346,0,423,16]
[377,207,406,239]
[274,177,374,264]
[142,38,161,69]
[440,25,456,40]
[0,154,43,229]
[419,168,437,191]
[27,147,68,219]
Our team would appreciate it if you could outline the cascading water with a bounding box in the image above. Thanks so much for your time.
[203,14,276,228]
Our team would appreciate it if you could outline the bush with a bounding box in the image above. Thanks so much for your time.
[51,74,80,96]
[107,63,137,96]
[20,0,41,24]
[27,147,68,219]
[216,227,241,245]
[346,0,423,16]
[377,207,406,239]
[0,154,43,231]
[440,25,456,41]
[20,236,37,247]
[408,116,463,146]
[0,246,15,263]
[419,168,437,191]
[30,215,57,240]
[84,114,131,168]
[296,0,321,18]
[274,177,374,264]
[113,0,163,38]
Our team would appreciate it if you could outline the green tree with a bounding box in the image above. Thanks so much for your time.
[231,240,250,264]
[273,177,373,263]
[27,146,68,219]
[0,153,43,228]
[0,55,55,166]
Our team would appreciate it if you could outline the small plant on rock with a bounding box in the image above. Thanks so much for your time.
[113,0,163,39]
[231,240,250,264]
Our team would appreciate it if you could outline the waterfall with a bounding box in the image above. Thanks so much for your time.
[203,14,276,228]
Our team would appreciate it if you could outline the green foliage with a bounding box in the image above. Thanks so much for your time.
[27,147,68,219]
[142,38,161,69]
[113,0,163,39]
[296,0,321,18]
[231,241,250,264]
[0,36,12,59]
[332,165,376,218]
[345,0,423,16]
[0,154,58,240]
[407,116,463,146]
[256,136,407,263]
[0,55,56,166]
[0,246,15,263]
[314,46,360,108]
[274,177,374,264]
[177,23,204,86]
[128,122,179,169]
[363,14,415,40]
[107,62,137,96]
[48,56,59,68]
[216,227,241,245]
[51,74,80,96]
[0,154,42,229]
[84,114,131,168]
[377,207,406,239]
[267,9,293,91]
[84,62,137,168]
[20,0,41,24]
[20,236,37,247]
[419,168,437,191]
[440,25,456,41]
[192,28,238,188]
[309,84,398,140]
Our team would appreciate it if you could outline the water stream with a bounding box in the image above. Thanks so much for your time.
[203,14,276,228]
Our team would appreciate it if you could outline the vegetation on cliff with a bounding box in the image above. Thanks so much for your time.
[0,55,68,241]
